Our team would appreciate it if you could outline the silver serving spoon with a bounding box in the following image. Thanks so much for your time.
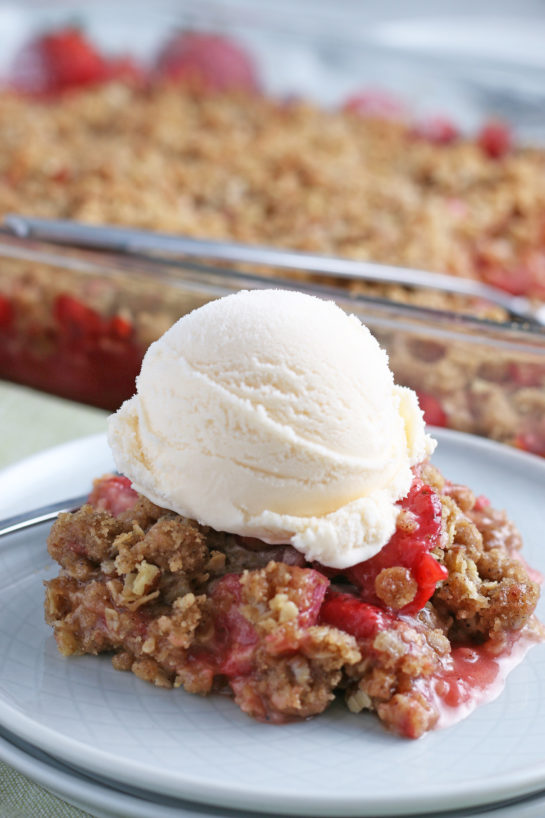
[4,215,545,326]
[0,495,88,538]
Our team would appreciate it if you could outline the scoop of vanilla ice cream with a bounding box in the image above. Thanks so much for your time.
[108,289,435,569]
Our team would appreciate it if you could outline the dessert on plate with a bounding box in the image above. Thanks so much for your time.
[45,290,543,738]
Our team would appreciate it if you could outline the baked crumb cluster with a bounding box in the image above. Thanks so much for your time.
[45,467,540,739]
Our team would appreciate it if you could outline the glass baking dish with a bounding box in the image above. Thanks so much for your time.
[1,0,545,304]
[1,233,544,459]
[0,1,544,457]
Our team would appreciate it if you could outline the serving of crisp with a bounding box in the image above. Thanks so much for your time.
[44,291,542,738]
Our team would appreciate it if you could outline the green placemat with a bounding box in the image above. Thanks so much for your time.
[0,381,108,470]
[0,762,93,817]
[0,381,109,816]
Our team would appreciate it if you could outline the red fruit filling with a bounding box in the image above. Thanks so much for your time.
[90,473,446,641]
[344,479,446,615]
[417,392,447,427]
[182,567,330,722]
[205,574,260,678]
[154,33,259,92]
[0,292,143,409]
[0,294,13,329]
[433,645,499,708]
[320,590,395,640]
[88,474,137,516]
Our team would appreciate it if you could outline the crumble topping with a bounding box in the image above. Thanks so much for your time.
[44,469,541,738]
[1,85,543,303]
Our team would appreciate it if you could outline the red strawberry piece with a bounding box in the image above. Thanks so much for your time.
[11,27,109,96]
[416,392,447,428]
[88,474,138,516]
[343,89,405,119]
[320,590,395,641]
[409,552,448,612]
[155,32,258,92]
[345,479,446,615]
[477,120,512,159]
[412,116,459,144]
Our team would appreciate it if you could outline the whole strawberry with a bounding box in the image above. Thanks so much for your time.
[155,32,259,92]
[11,27,141,96]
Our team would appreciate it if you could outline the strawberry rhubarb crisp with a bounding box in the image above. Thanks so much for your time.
[44,290,542,738]
[45,465,540,738]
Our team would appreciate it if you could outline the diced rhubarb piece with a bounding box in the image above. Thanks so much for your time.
[342,89,405,119]
[477,120,512,159]
[154,32,259,92]
[11,27,109,96]
[417,392,447,427]
[412,116,459,144]
[88,475,138,516]
[209,574,259,677]
[345,479,446,615]
[320,590,395,641]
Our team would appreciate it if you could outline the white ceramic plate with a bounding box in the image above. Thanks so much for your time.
[4,727,545,818]
[0,431,545,817]
[0,726,231,818]
[5,727,545,818]
[1,722,303,818]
